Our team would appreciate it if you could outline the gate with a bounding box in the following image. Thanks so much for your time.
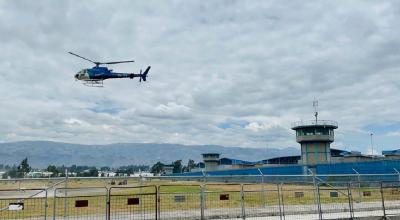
[0,188,47,220]
[382,181,400,218]
[53,187,107,219]
[350,181,384,218]
[158,185,201,219]
[318,183,352,219]
[280,182,319,219]
[203,184,243,219]
[242,183,281,219]
[109,185,157,220]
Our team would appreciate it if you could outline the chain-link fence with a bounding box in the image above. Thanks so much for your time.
[0,188,47,220]
[53,187,108,220]
[1,179,400,219]
[109,186,157,220]
[158,184,201,220]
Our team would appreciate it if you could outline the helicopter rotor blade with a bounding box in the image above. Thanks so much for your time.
[68,52,97,64]
[101,60,135,65]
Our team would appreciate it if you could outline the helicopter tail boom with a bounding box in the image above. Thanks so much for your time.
[127,66,150,82]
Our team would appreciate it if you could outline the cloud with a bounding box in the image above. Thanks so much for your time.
[0,1,400,154]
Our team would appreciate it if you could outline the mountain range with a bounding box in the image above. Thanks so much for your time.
[0,141,299,168]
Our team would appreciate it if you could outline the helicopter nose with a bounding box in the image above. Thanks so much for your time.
[75,74,79,79]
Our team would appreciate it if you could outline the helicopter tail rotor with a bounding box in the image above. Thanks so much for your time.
[139,66,151,82]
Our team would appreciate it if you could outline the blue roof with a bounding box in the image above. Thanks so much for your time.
[382,150,400,155]
[219,158,255,165]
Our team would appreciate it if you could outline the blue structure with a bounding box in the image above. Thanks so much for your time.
[172,108,400,182]
[173,159,400,182]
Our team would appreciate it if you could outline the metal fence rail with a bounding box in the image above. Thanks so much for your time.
[1,180,400,219]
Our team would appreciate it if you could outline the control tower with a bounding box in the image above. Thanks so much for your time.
[291,100,338,165]
[202,153,220,171]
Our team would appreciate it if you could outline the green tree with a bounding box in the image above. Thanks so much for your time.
[187,159,195,172]
[172,160,182,173]
[47,165,59,177]
[100,166,111,171]
[88,167,98,177]
[150,162,164,174]
[3,166,18,179]
[17,158,30,177]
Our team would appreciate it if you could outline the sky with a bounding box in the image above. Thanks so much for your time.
[0,0,399,154]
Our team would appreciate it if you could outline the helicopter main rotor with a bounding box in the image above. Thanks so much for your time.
[68,52,134,67]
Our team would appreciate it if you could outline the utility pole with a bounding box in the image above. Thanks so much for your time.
[313,99,318,124]
[370,133,374,156]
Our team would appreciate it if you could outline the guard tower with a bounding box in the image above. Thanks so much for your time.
[202,153,220,171]
[291,100,338,165]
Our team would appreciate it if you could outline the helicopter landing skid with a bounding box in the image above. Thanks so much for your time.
[82,80,104,87]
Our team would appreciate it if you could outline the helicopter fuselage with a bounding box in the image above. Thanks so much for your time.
[75,67,135,81]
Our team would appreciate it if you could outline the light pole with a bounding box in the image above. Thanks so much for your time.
[370,133,374,155]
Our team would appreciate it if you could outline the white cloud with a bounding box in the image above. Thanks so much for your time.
[387,131,400,137]
[0,1,400,153]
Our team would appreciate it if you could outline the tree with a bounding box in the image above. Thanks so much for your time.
[17,158,30,177]
[151,162,164,174]
[4,166,18,179]
[47,165,59,177]
[88,167,98,177]
[172,160,183,173]
[100,166,111,171]
[187,159,195,172]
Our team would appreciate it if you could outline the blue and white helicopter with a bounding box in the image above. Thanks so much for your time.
[69,52,150,87]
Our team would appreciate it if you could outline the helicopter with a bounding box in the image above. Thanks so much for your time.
[69,52,151,87]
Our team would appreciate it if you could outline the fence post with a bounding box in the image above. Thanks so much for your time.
[106,188,111,220]
[64,169,68,218]
[202,169,206,184]
[278,183,285,220]
[394,168,400,182]
[309,169,322,220]
[316,183,322,220]
[352,168,362,199]
[347,183,354,219]
[53,189,57,220]
[240,184,246,220]
[257,168,266,208]
[200,184,205,220]
[380,182,386,219]
[157,185,161,220]
[44,189,48,220]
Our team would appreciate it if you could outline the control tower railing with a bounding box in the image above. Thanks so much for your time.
[292,120,338,129]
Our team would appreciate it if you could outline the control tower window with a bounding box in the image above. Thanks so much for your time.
[315,128,329,135]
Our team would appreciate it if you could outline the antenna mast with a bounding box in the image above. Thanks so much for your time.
[313,98,318,123]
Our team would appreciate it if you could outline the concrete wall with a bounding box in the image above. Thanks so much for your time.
[301,142,331,165]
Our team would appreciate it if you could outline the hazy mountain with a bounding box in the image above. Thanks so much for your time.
[0,141,299,168]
